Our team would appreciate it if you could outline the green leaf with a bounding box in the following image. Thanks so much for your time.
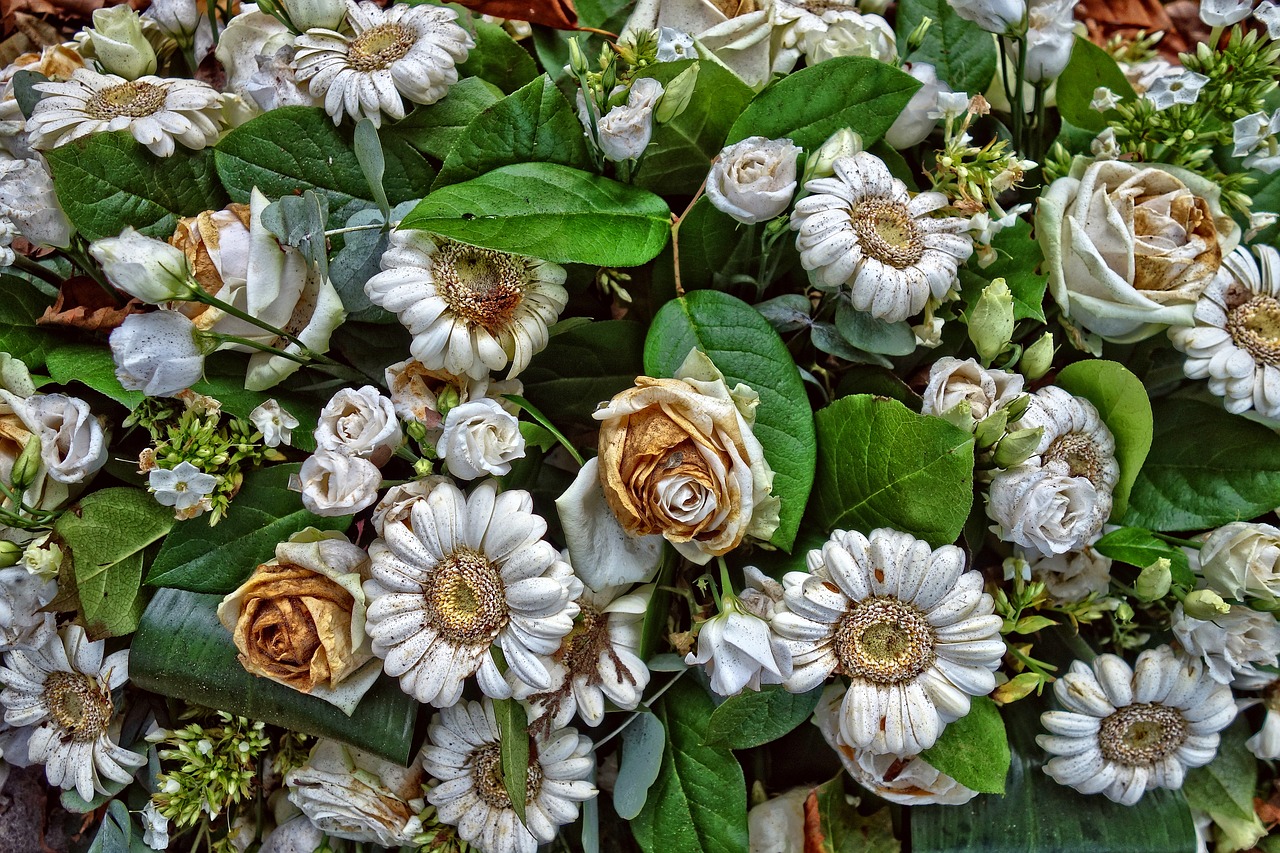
[809,776,900,853]
[434,75,591,188]
[88,800,148,853]
[705,684,823,749]
[644,290,817,550]
[897,0,997,95]
[615,711,665,820]
[0,276,60,371]
[726,57,920,150]
[810,395,974,547]
[45,344,144,408]
[631,678,748,853]
[834,300,916,357]
[1055,37,1137,133]
[669,196,757,290]
[1122,398,1280,532]
[1094,527,1193,586]
[146,465,350,593]
[392,77,504,161]
[130,587,415,763]
[399,162,671,267]
[457,19,540,94]
[45,132,228,241]
[958,219,1048,323]
[1183,720,1266,852]
[919,696,1010,794]
[1055,359,1153,518]
[53,488,173,639]
[494,696,530,825]
[521,320,644,425]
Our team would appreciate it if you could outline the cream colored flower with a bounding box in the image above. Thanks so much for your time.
[920,356,1024,422]
[216,5,315,112]
[0,158,72,250]
[1025,539,1113,602]
[298,449,382,516]
[315,386,402,467]
[3,392,109,486]
[365,230,568,381]
[706,136,801,225]
[0,46,85,159]
[436,398,526,480]
[285,739,425,846]
[1171,600,1280,685]
[791,152,973,322]
[623,0,776,88]
[592,78,664,162]
[686,567,791,696]
[778,4,896,67]
[1199,521,1280,603]
[369,476,450,537]
[886,62,952,150]
[109,310,206,398]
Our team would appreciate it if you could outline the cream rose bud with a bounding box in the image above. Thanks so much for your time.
[109,310,206,398]
[285,740,425,847]
[920,357,1024,423]
[314,386,402,467]
[885,63,951,150]
[1018,0,1076,84]
[86,6,157,80]
[143,0,202,46]
[3,393,109,485]
[89,228,194,304]
[0,159,72,249]
[1038,159,1239,341]
[435,398,526,480]
[685,575,791,696]
[1200,522,1280,603]
[706,136,802,225]
[298,449,382,516]
[596,78,664,162]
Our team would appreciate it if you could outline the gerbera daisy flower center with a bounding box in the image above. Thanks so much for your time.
[85,82,167,119]
[1097,703,1188,767]
[424,550,508,644]
[850,199,925,269]
[435,243,528,333]
[348,23,416,72]
[42,671,113,742]
[1226,294,1280,367]
[834,596,937,684]
[471,743,544,809]
[558,606,607,674]
[1044,432,1104,484]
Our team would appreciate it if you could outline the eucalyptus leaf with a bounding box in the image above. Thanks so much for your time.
[755,294,812,333]
[834,300,917,357]
[261,191,330,278]
[354,119,390,219]
[705,684,823,750]
[12,70,48,120]
[614,711,665,820]
[897,0,997,95]
[918,696,1010,794]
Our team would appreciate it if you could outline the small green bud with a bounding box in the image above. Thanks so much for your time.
[413,458,435,477]
[1183,588,1232,620]
[1002,393,1031,422]
[974,408,1010,449]
[435,386,460,419]
[905,16,933,54]
[969,278,1015,365]
[10,435,42,493]
[567,38,589,77]
[655,63,698,124]
[1020,332,1055,381]
[1135,558,1172,602]
[1115,601,1135,622]
[88,6,157,80]
[405,419,428,444]
[992,426,1044,468]
[803,128,862,183]
[0,541,20,569]
[940,399,976,433]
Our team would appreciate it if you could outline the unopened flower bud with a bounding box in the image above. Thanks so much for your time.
[1021,332,1055,381]
[404,419,428,444]
[88,6,157,80]
[89,228,195,303]
[413,458,434,477]
[10,434,42,492]
[1002,393,1031,421]
[435,384,461,419]
[655,63,698,124]
[906,16,934,53]
[1135,558,1172,601]
[284,0,346,31]
[969,278,1015,365]
[939,399,976,433]
[974,407,1010,448]
[567,38,589,77]
[0,541,20,568]
[992,426,1044,468]
[1114,600,1134,622]
[803,128,862,183]
[1183,588,1232,620]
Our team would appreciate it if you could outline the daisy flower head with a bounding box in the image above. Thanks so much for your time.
[421,699,597,853]
[0,624,145,801]
[1038,645,1235,805]
[292,0,474,126]
[771,527,1004,757]
[362,478,581,707]
[365,230,568,380]
[790,151,973,323]
[28,68,224,157]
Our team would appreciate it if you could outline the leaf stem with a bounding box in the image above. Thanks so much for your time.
[593,668,688,749]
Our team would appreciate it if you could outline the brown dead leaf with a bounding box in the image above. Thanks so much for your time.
[1077,0,1190,58]
[455,0,577,29]
[38,276,144,332]
[802,788,825,853]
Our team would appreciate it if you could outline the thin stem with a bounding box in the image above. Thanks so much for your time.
[1013,34,1028,155]
[209,333,312,366]
[670,174,710,297]
[593,669,689,749]
[10,255,63,288]
[191,290,339,365]
[323,223,385,237]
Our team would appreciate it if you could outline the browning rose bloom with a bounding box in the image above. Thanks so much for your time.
[593,349,779,564]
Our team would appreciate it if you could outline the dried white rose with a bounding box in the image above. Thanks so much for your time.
[298,449,382,516]
[4,393,109,485]
[1026,541,1112,602]
[314,386,402,467]
[109,310,206,398]
[706,136,802,225]
[435,398,525,480]
[797,10,896,66]
[285,739,424,847]
[1199,522,1280,603]
[216,6,315,112]
[920,357,1024,422]
[622,0,776,88]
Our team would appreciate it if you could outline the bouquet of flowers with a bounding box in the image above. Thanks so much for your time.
[4,0,1280,849]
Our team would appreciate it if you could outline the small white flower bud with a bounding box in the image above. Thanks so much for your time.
[110,310,206,398]
[436,398,526,480]
[87,6,158,80]
[89,228,195,303]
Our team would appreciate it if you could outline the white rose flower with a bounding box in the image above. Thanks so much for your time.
[685,573,791,697]
[1172,601,1280,684]
[595,78,664,162]
[623,0,776,88]
[885,62,952,149]
[285,739,424,847]
[435,398,526,480]
[109,310,206,398]
[250,400,299,449]
[920,357,1024,422]
[1199,522,1280,603]
[86,5,157,80]
[706,136,802,225]
[949,0,1026,33]
[0,158,72,250]
[747,787,807,853]
[298,449,382,517]
[143,0,204,48]
[1201,0,1254,26]
[1025,539,1113,602]
[989,468,1106,557]
[88,228,194,304]
[5,393,109,485]
[384,359,518,441]
[798,10,896,65]
[314,386,402,467]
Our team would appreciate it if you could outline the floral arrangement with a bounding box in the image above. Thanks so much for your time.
[4,0,1280,849]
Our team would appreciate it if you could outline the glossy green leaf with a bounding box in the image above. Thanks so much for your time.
[494,697,530,825]
[614,710,665,820]
[669,195,757,290]
[130,587,415,763]
[705,684,823,750]
[392,77,504,161]
[897,0,997,95]
[919,696,1010,794]
[958,220,1048,323]
[810,395,974,547]
[0,277,61,372]
[1055,37,1137,133]
[644,289,817,550]
[457,18,539,94]
[45,344,142,408]
[521,320,645,425]
[1094,527,1193,586]
[400,163,670,266]
[834,300,916,357]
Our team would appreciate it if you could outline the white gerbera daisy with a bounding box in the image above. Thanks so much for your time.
[771,528,1004,757]
[1170,244,1280,419]
[292,0,473,126]
[421,699,597,853]
[790,152,973,322]
[365,230,568,380]
[1038,645,1235,805]
[28,69,224,157]
[363,479,581,707]
[0,624,145,801]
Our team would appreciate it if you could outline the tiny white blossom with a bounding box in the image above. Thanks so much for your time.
[141,801,169,850]
[1091,86,1120,112]
[656,27,695,61]
[928,91,971,121]
[1091,127,1122,159]
[250,400,299,448]
[1257,0,1280,37]
[1200,0,1255,27]
[1247,211,1280,241]
[1144,71,1210,110]
[149,461,217,510]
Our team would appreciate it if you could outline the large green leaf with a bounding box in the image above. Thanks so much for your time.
[644,290,817,550]
[392,77,504,162]
[919,696,1010,794]
[809,395,974,547]
[1123,398,1280,532]
[521,320,645,426]
[631,679,748,853]
[0,276,60,371]
[957,220,1048,323]
[1056,359,1153,519]
[399,163,670,266]
[1055,37,1137,133]
[726,57,920,150]
[897,0,997,95]
[130,587,416,763]
[705,684,823,750]
[45,132,227,241]
[1184,720,1266,851]
[146,465,350,593]
[456,18,539,95]
[45,344,144,408]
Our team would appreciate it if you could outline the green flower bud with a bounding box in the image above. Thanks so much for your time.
[905,16,934,54]
[974,407,1010,449]
[940,399,976,433]
[404,419,428,444]
[0,541,20,568]
[1115,600,1134,622]
[567,38,589,78]
[1135,558,1172,602]
[992,426,1044,468]
[655,63,698,124]
[10,434,42,493]
[413,458,435,477]
[1183,588,1232,620]
[435,385,460,419]
[283,0,346,31]
[1020,333,1055,381]
[1002,393,1031,422]
[802,128,862,183]
[969,278,1015,365]
[88,6,157,80]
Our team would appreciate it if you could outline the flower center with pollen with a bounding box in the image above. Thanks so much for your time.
[85,82,167,119]
[348,23,415,72]
[850,199,925,269]
[424,550,508,645]
[1044,432,1103,485]
[834,595,936,684]
[558,606,608,676]
[472,743,543,809]
[1097,703,1188,767]
[42,671,112,742]
[435,242,527,334]
[1227,294,1280,367]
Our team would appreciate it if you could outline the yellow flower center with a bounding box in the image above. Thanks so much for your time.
[85,81,166,119]
[1044,432,1104,485]
[851,199,925,269]
[471,743,543,809]
[43,671,113,742]
[1227,294,1280,367]
[435,242,528,334]
[1097,703,1188,767]
[348,23,416,72]
[834,595,936,684]
[424,549,508,645]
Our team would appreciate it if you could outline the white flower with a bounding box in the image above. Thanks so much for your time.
[1015,0,1077,83]
[1248,211,1280,241]
[436,398,526,480]
[86,5,158,80]
[362,479,580,706]
[89,228,194,304]
[365,230,568,381]
[1038,645,1235,805]
[1201,0,1255,26]
[1240,676,1280,759]
[746,787,807,853]
[259,816,325,853]
[706,136,802,225]
[298,449,382,516]
[1144,71,1210,110]
[1200,522,1280,602]
[947,0,1026,33]
[656,27,696,61]
[686,570,791,697]
[622,0,776,88]
[771,528,1004,757]
[1091,86,1120,112]
[1258,0,1280,37]
[293,0,474,126]
[315,386,402,467]
[812,684,978,805]
[370,476,450,537]
[1091,127,1122,160]
[920,356,1024,423]
[285,739,425,846]
[791,152,973,322]
[29,69,224,157]
[288,0,348,31]
[0,567,56,652]
[1,393,108,486]
[594,78,664,162]
[885,63,952,149]
[0,158,72,250]
[1025,540,1113,602]
[1172,601,1280,684]
[216,6,311,111]
[1170,245,1280,419]
[143,0,204,48]
[384,359,518,438]
[149,461,217,511]
[1233,111,1280,173]
[928,91,972,121]
[0,625,145,801]
[109,310,206,398]
[250,400,299,449]
[421,699,597,853]
[797,11,896,66]
[141,801,169,850]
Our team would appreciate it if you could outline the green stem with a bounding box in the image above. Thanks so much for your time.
[1013,34,1028,156]
[209,334,312,366]
[191,290,339,365]
[10,254,63,288]
[1152,532,1203,550]
[65,240,125,306]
